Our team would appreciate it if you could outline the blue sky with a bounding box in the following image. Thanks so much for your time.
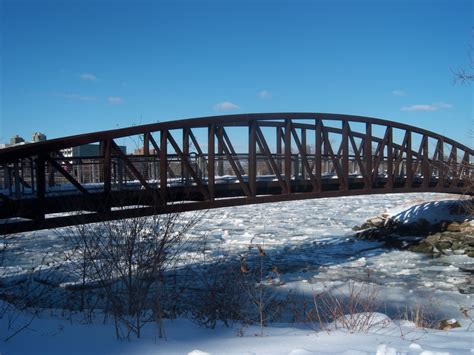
[1,0,473,148]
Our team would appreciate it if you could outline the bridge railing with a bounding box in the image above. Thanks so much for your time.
[0,151,471,198]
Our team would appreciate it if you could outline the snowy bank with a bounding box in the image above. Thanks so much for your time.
[1,304,473,355]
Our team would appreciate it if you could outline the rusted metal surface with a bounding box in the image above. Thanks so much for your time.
[0,113,472,235]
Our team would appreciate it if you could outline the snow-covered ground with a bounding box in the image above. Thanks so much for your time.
[1,308,473,355]
[1,192,473,354]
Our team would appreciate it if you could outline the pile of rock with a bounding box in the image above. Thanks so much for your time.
[408,222,474,257]
[353,216,474,257]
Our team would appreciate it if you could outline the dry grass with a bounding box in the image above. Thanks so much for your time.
[307,281,389,333]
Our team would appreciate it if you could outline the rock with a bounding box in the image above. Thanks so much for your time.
[437,319,461,330]
[463,237,474,247]
[460,221,472,230]
[362,216,386,228]
[408,241,433,254]
[435,241,452,251]
[458,264,474,273]
[458,285,474,294]
[354,228,387,240]
[425,234,441,245]
[447,222,461,232]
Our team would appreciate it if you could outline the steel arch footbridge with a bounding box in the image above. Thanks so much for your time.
[0,113,472,234]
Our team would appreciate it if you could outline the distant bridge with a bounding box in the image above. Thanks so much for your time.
[0,113,472,234]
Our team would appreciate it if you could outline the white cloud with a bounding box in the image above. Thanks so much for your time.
[107,96,124,104]
[392,89,406,96]
[436,102,453,109]
[401,102,453,112]
[214,101,239,111]
[56,93,97,101]
[258,90,272,99]
[80,73,98,81]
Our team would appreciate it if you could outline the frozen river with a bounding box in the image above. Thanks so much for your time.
[1,192,473,319]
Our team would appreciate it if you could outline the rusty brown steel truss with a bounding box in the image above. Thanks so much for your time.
[0,113,472,234]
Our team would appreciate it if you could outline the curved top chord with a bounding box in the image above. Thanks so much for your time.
[0,113,472,162]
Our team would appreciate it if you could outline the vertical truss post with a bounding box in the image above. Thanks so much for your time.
[406,131,412,187]
[29,158,35,193]
[13,161,20,199]
[341,121,349,191]
[143,133,150,155]
[284,119,292,194]
[103,139,112,211]
[35,154,46,221]
[323,123,329,174]
[217,126,224,176]
[364,122,372,188]
[277,127,283,173]
[315,119,322,192]
[4,165,11,195]
[422,136,430,188]
[301,128,306,180]
[143,132,150,181]
[160,129,168,203]
[451,146,458,186]
[208,124,215,201]
[458,151,469,183]
[386,126,393,189]
[47,157,55,187]
[438,138,444,188]
[183,128,190,184]
[249,120,257,198]
[117,156,124,190]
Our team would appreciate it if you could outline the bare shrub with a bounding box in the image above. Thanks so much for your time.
[240,239,282,335]
[190,235,291,335]
[67,210,201,340]
[395,297,441,329]
[308,281,386,333]
[0,228,67,341]
[189,257,246,328]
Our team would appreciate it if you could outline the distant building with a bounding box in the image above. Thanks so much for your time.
[10,135,25,145]
[32,132,47,142]
[1,133,47,149]
[61,144,127,157]
[133,147,157,155]
[59,144,128,184]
